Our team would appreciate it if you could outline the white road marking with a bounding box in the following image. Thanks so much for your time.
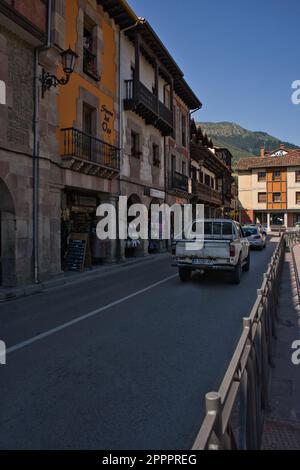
[7,274,177,355]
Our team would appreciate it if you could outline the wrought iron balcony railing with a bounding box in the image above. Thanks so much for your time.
[61,128,120,171]
[124,79,173,135]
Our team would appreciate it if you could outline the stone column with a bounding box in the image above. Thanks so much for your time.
[100,195,118,264]
[284,212,288,228]
[267,213,271,232]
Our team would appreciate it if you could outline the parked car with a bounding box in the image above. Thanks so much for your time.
[247,223,267,236]
[243,225,266,250]
[172,219,250,284]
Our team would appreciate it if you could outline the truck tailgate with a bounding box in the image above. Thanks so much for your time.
[176,240,230,259]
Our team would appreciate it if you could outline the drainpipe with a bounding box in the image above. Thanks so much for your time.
[117,20,139,259]
[33,0,52,284]
[118,20,140,180]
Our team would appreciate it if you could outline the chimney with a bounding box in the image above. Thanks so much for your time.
[260,146,265,157]
[280,143,285,150]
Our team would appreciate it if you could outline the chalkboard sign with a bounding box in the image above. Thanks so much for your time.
[66,238,87,272]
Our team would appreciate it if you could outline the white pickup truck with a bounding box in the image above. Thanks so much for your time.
[172,219,250,284]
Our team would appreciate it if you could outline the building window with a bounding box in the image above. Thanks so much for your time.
[152,144,160,167]
[82,103,95,158]
[296,171,300,182]
[191,167,197,180]
[257,171,266,182]
[272,170,281,181]
[171,155,176,174]
[200,171,204,183]
[131,131,141,158]
[258,192,267,203]
[83,16,99,80]
[181,115,186,147]
[164,85,171,109]
[273,192,281,203]
[205,174,210,186]
[296,192,300,204]
[182,161,186,175]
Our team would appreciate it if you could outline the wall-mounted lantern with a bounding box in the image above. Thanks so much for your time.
[40,46,78,98]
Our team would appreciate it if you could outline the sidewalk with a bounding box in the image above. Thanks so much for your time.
[0,252,170,302]
[262,244,300,449]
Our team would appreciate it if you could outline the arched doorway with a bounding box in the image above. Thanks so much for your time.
[0,179,16,286]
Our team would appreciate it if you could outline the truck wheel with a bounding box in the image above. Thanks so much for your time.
[179,268,191,282]
[231,259,242,284]
[242,253,250,272]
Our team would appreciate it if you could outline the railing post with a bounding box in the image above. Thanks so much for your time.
[205,392,223,449]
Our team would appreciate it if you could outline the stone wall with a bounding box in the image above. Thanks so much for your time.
[0,24,62,286]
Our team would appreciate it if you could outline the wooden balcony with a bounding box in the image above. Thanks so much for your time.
[60,128,120,179]
[124,79,174,136]
[169,171,189,193]
[192,180,223,206]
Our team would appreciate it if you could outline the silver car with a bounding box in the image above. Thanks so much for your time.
[243,226,266,250]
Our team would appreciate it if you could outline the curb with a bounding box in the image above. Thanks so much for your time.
[0,252,170,302]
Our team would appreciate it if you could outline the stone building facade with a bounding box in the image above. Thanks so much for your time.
[0,0,62,287]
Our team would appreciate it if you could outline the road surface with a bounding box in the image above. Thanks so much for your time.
[0,237,278,449]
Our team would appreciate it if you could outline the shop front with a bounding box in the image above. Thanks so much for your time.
[61,191,111,271]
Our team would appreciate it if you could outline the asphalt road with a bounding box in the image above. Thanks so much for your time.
[0,237,278,450]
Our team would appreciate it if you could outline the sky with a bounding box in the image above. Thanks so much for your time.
[127,0,300,145]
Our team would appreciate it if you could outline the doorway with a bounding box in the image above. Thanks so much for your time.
[0,179,16,286]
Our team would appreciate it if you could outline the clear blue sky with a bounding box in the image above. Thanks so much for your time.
[127,0,300,145]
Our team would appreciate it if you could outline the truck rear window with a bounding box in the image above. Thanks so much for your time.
[202,221,233,237]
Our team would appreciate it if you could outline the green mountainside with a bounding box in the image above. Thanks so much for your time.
[198,122,298,165]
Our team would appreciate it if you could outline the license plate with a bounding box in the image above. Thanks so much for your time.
[192,259,213,265]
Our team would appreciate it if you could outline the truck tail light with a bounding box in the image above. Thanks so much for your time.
[230,244,236,257]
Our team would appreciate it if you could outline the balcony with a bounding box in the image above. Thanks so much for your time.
[60,128,120,178]
[169,171,189,193]
[124,79,173,136]
[192,180,223,206]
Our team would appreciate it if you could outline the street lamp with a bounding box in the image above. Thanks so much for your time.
[40,46,78,97]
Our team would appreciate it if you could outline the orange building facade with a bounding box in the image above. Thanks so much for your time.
[55,0,122,266]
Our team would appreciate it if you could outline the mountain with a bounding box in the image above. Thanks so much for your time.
[198,122,299,166]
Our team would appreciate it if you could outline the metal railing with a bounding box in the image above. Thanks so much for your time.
[124,79,173,128]
[61,128,120,170]
[192,232,296,450]
[169,171,189,192]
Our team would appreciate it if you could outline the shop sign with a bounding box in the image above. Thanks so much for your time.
[149,189,165,200]
[101,104,114,136]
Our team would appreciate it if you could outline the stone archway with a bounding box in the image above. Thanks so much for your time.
[0,178,16,286]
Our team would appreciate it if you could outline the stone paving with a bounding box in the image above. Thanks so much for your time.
[262,245,300,449]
